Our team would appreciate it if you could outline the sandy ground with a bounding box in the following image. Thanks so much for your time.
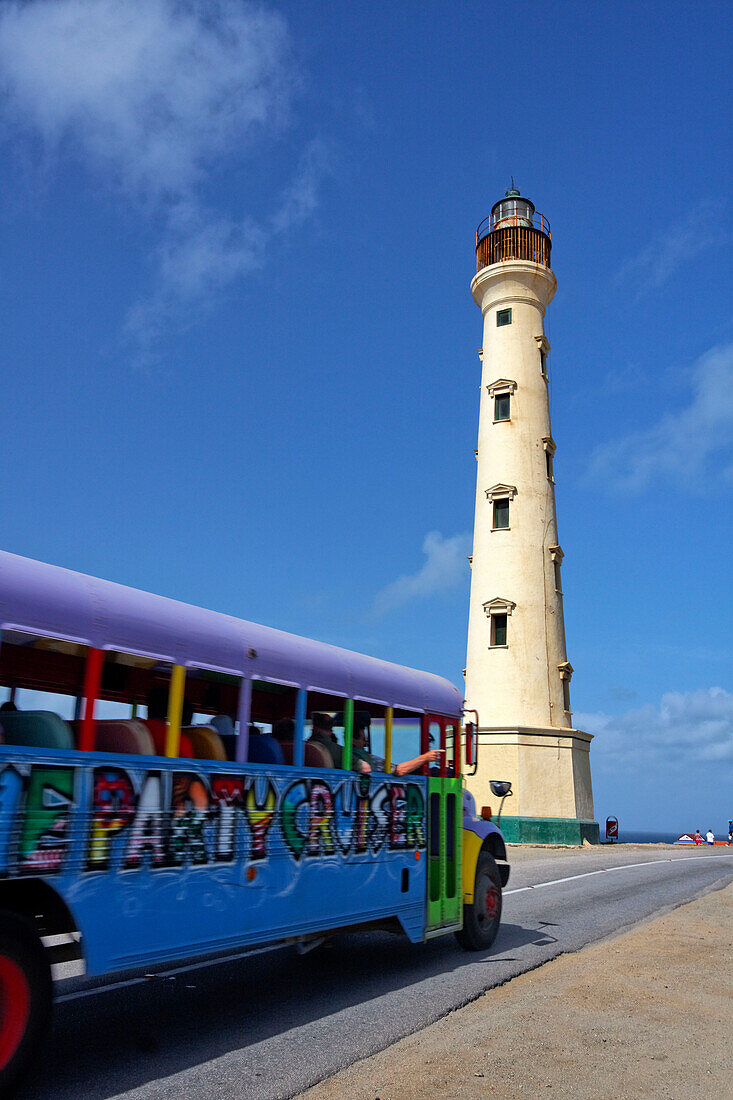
[300,880,732,1100]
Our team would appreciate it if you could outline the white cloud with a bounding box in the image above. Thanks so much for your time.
[581,688,733,833]
[0,0,330,356]
[270,137,332,235]
[587,341,733,491]
[373,531,471,616]
[616,199,722,300]
[122,202,266,351]
[576,686,733,766]
[0,0,292,197]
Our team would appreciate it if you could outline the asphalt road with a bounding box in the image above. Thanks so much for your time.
[21,846,733,1099]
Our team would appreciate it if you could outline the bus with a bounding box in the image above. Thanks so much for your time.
[0,550,509,1092]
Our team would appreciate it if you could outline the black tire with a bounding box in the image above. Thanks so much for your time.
[0,912,53,1096]
[454,850,502,951]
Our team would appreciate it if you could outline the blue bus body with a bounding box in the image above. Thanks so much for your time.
[0,748,433,974]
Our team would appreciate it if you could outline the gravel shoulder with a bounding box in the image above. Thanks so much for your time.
[299,879,733,1100]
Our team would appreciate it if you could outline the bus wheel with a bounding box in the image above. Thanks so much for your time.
[0,912,52,1096]
[454,851,502,952]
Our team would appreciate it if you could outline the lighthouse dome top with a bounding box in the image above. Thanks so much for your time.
[491,187,536,229]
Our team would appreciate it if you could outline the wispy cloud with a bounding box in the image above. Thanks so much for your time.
[616,199,723,300]
[270,138,332,235]
[373,531,471,616]
[587,341,733,492]
[577,686,733,766]
[123,138,332,352]
[0,0,331,358]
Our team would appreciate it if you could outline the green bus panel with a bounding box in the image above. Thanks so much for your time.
[426,776,463,931]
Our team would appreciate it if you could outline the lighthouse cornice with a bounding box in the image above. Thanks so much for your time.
[486,378,517,396]
[471,260,556,313]
[485,483,517,501]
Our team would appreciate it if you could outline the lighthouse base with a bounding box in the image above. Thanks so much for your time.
[493,816,600,846]
[466,725,599,847]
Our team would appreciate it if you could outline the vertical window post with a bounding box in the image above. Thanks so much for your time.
[420,714,430,775]
[79,647,104,752]
[165,664,186,758]
[342,698,354,770]
[384,706,393,774]
[294,688,307,768]
[465,722,474,768]
[449,722,461,777]
[235,678,252,764]
[439,718,447,778]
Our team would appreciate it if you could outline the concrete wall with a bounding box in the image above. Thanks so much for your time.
[470,726,594,820]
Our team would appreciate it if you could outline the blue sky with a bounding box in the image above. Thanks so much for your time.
[0,0,731,834]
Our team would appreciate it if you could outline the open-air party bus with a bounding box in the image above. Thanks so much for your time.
[0,550,509,1091]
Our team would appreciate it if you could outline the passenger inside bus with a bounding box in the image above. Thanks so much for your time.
[351,712,379,772]
[0,632,450,773]
[349,711,443,776]
[273,718,294,743]
[270,717,295,764]
[209,714,237,758]
[308,712,341,767]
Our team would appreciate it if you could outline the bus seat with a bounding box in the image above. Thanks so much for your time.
[0,710,74,750]
[183,725,227,761]
[278,741,295,765]
[94,719,155,756]
[304,741,333,768]
[141,719,195,759]
[247,733,285,766]
[208,715,237,758]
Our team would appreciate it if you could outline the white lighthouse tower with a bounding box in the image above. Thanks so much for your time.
[464,187,598,845]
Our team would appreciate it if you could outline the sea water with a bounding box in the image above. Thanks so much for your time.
[610,829,729,844]
[608,829,680,844]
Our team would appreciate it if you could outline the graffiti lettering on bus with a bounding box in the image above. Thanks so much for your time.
[0,762,426,877]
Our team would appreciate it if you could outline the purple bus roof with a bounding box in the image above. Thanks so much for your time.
[0,551,463,716]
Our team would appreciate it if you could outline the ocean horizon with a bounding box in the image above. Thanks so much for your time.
[605,829,724,844]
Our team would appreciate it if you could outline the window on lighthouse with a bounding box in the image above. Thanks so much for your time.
[490,614,508,647]
[562,678,571,713]
[496,308,512,327]
[545,451,554,481]
[492,498,510,529]
[494,393,511,421]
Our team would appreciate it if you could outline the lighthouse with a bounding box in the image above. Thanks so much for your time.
[464,187,598,846]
